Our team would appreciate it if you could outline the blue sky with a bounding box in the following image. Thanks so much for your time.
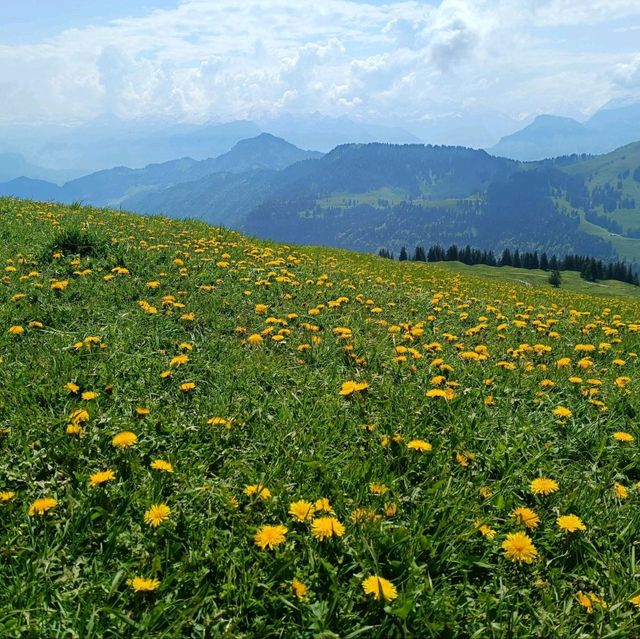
[1,0,639,133]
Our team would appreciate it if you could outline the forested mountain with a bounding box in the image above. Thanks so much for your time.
[3,137,640,265]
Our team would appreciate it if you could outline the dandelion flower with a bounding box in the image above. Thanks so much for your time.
[179,382,196,392]
[613,431,634,443]
[557,514,586,533]
[244,484,271,500]
[311,516,345,541]
[112,431,137,448]
[576,591,606,613]
[553,406,572,419]
[502,531,538,563]
[362,575,398,602]
[128,577,160,592]
[511,507,540,529]
[144,503,171,527]
[289,500,315,522]
[314,498,333,512]
[292,578,308,599]
[339,380,369,397]
[28,497,58,516]
[530,477,559,496]
[407,439,432,452]
[1,491,16,502]
[614,483,629,499]
[89,470,115,487]
[150,460,174,473]
[8,325,25,335]
[254,524,287,550]
[629,594,640,609]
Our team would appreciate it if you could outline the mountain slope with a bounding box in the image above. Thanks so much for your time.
[0,134,321,208]
[489,102,640,160]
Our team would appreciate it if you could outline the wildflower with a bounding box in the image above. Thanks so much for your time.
[89,470,115,487]
[629,594,640,609]
[362,575,398,602]
[254,524,288,550]
[169,354,189,367]
[613,431,634,443]
[28,497,58,516]
[1,491,16,502]
[8,325,25,336]
[511,507,540,529]
[247,334,263,345]
[502,531,538,563]
[553,406,572,419]
[530,477,559,496]
[557,514,586,533]
[407,439,432,452]
[314,498,332,512]
[576,591,607,613]
[128,577,160,592]
[65,382,80,393]
[244,484,271,500]
[179,382,196,392]
[292,578,308,599]
[339,380,369,396]
[81,391,98,400]
[369,483,388,495]
[477,523,497,539]
[135,406,150,416]
[614,483,629,499]
[144,503,171,527]
[112,431,137,448]
[150,460,174,473]
[311,516,345,540]
[66,424,84,436]
[289,500,315,522]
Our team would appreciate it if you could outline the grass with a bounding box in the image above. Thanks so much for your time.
[438,261,640,298]
[1,197,640,637]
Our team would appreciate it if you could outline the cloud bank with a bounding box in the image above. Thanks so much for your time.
[1,0,640,126]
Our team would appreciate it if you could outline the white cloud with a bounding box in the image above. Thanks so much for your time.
[0,0,639,127]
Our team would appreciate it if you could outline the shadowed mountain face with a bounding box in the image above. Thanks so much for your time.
[489,103,640,161]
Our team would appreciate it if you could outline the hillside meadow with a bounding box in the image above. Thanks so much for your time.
[2,197,640,638]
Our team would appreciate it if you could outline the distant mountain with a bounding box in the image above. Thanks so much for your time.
[129,141,640,263]
[0,152,73,184]
[489,102,640,160]
[0,134,321,208]
[258,113,422,152]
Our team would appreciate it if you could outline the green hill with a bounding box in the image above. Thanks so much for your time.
[2,197,640,637]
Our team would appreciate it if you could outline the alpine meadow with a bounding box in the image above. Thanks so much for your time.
[2,197,640,637]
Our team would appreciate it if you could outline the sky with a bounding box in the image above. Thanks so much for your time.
[1,0,640,129]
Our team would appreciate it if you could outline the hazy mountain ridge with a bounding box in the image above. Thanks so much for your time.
[490,103,640,160]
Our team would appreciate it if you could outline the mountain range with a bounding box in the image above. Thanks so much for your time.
[489,103,640,161]
[4,101,640,182]
[2,133,640,265]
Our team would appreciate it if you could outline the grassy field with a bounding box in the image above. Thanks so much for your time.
[2,197,640,638]
[438,261,640,298]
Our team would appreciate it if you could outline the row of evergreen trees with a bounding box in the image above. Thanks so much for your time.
[378,244,639,286]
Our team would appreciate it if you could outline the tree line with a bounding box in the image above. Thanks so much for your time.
[378,244,639,286]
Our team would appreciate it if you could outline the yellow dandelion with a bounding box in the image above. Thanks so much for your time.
[244,484,271,500]
[89,470,115,487]
[613,431,634,443]
[128,577,160,592]
[144,503,171,527]
[557,514,586,533]
[339,380,369,397]
[28,497,58,516]
[361,575,398,602]
[530,477,559,496]
[254,524,288,550]
[511,507,540,529]
[502,531,538,563]
[1,491,16,502]
[150,460,174,473]
[311,516,345,541]
[112,431,138,448]
[553,406,572,419]
[407,439,432,453]
[292,578,308,599]
[179,382,196,392]
[289,500,315,522]
[614,483,629,499]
